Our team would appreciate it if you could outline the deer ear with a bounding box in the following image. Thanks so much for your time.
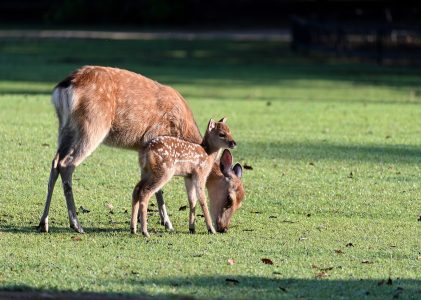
[233,163,243,179]
[207,119,216,131]
[218,117,227,123]
[220,149,233,176]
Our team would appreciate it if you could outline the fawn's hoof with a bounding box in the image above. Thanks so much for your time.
[70,223,85,234]
[37,222,49,233]
[130,227,137,234]
[208,228,216,234]
[189,228,196,234]
[164,221,174,231]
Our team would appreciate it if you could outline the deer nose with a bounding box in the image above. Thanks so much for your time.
[217,227,228,233]
[229,140,236,149]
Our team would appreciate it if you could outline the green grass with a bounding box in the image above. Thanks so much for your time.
[0,37,420,299]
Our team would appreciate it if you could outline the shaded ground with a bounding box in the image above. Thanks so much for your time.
[0,29,290,41]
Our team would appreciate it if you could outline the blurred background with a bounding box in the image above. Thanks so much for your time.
[1,0,421,64]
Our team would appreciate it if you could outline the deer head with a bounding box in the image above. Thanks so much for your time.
[207,149,244,233]
[203,117,236,153]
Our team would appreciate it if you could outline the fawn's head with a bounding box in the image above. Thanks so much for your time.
[207,149,244,233]
[203,117,236,153]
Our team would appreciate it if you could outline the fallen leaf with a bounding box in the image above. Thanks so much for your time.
[334,249,344,254]
[244,164,253,170]
[315,272,329,279]
[311,264,319,269]
[227,258,235,265]
[279,286,287,292]
[225,278,239,285]
[261,258,273,265]
[179,205,187,211]
[79,206,90,213]
[362,260,372,264]
[106,203,114,210]
[71,236,82,241]
[346,242,354,247]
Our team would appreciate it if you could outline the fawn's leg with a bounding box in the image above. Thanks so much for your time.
[195,177,216,234]
[155,190,174,231]
[132,174,172,237]
[184,177,197,234]
[38,154,60,233]
[131,182,142,234]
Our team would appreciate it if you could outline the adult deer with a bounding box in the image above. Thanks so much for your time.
[37,66,244,234]
[131,119,239,237]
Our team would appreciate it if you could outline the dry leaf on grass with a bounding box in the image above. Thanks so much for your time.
[227,258,235,265]
[225,278,239,285]
[71,236,82,241]
[261,258,273,265]
[315,272,329,279]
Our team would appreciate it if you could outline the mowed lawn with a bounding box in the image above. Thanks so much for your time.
[0,37,420,299]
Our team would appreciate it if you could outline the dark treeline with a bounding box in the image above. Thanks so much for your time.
[1,0,420,27]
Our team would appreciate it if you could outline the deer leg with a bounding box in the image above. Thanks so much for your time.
[155,190,174,231]
[133,173,172,237]
[58,164,84,233]
[184,178,197,234]
[131,182,141,234]
[195,179,216,234]
[38,154,60,233]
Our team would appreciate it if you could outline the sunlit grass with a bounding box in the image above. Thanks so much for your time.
[0,38,420,299]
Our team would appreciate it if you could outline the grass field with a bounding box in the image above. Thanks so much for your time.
[0,37,420,299]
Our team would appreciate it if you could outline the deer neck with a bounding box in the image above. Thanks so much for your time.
[201,138,219,156]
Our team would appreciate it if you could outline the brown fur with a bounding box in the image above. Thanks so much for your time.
[38,66,244,234]
[131,119,236,236]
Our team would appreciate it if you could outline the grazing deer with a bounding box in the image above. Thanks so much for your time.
[131,118,237,237]
[37,66,244,234]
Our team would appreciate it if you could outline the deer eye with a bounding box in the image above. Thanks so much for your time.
[219,133,226,138]
[225,196,233,208]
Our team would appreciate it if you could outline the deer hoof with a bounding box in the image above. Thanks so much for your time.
[142,231,150,238]
[37,222,49,233]
[130,227,137,234]
[70,223,84,234]
[189,228,196,234]
[208,228,216,234]
[164,221,174,231]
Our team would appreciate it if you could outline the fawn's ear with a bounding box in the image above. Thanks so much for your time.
[233,163,243,179]
[218,117,227,123]
[207,119,216,131]
[220,149,233,176]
